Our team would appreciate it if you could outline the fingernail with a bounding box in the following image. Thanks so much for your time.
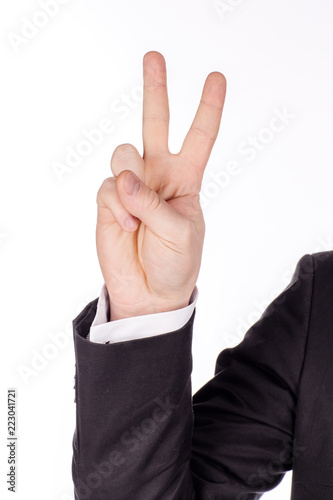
[124,215,137,230]
[125,171,140,196]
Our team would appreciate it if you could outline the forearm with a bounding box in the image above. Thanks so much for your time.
[72,298,196,500]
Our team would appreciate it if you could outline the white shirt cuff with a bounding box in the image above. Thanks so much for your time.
[88,284,198,344]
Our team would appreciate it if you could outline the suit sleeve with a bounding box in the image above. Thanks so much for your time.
[72,253,314,500]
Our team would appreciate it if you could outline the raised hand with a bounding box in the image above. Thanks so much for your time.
[96,52,226,320]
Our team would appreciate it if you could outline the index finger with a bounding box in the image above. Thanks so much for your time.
[142,51,170,157]
[180,72,226,175]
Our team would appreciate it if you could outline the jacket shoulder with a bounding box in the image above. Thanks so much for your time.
[288,250,333,291]
[310,249,333,274]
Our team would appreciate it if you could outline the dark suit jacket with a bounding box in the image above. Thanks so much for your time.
[71,251,333,500]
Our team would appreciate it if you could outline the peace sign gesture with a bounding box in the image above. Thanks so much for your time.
[96,52,226,320]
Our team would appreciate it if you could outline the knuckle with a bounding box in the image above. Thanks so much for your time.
[111,143,136,162]
[191,125,215,141]
[111,144,138,176]
[143,190,161,212]
[96,177,115,204]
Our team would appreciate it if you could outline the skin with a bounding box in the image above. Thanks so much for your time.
[96,51,227,320]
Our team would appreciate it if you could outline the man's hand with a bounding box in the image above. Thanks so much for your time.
[96,52,226,320]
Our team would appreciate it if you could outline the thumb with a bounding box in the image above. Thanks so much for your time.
[116,170,188,240]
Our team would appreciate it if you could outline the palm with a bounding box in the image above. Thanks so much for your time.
[96,52,226,315]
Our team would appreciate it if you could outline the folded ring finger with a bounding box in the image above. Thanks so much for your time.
[110,143,145,181]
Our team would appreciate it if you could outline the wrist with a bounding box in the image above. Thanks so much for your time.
[108,294,192,321]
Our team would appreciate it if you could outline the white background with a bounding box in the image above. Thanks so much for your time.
[1,0,333,498]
